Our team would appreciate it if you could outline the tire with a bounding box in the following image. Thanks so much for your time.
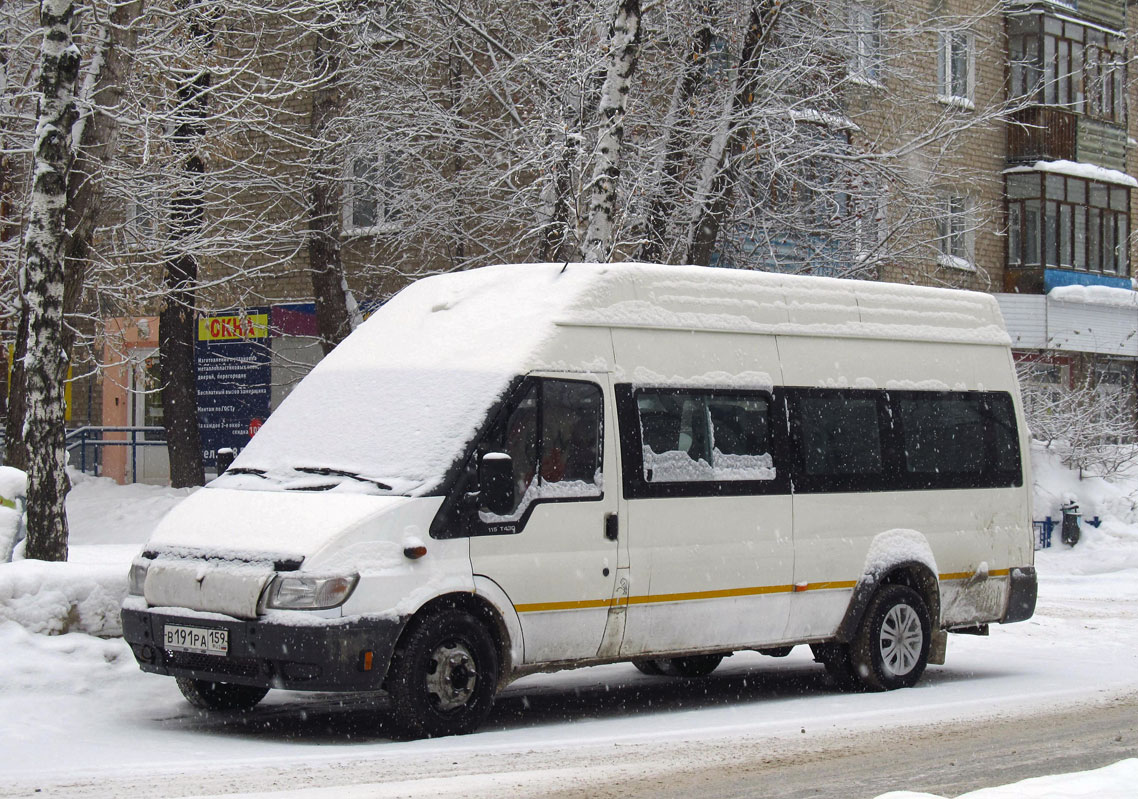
[387,608,499,739]
[632,659,666,676]
[811,642,859,690]
[175,677,268,711]
[849,584,932,691]
[656,654,723,678]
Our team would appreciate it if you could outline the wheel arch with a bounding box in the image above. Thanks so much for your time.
[395,590,517,691]
[835,560,941,644]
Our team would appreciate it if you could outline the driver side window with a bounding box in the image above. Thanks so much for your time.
[480,378,604,522]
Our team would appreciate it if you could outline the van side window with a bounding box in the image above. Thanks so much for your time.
[635,390,776,483]
[892,391,1021,488]
[795,393,885,477]
[480,378,604,523]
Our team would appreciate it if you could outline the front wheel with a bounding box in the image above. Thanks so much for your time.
[849,584,932,691]
[387,608,499,739]
[175,677,268,711]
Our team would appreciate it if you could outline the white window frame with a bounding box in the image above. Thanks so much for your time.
[848,3,884,86]
[937,29,975,109]
[343,151,402,236]
[936,194,975,270]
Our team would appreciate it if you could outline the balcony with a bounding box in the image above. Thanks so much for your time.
[1007,107,1077,163]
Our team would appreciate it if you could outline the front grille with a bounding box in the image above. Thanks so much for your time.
[164,650,262,679]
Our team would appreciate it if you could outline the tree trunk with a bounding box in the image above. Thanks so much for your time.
[160,247,203,488]
[22,0,82,561]
[159,54,210,488]
[4,309,28,470]
[687,0,783,267]
[635,26,713,264]
[307,22,351,356]
[61,0,144,358]
[580,0,642,263]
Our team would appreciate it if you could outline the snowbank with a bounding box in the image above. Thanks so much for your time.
[0,556,127,636]
[0,470,190,636]
[877,758,1138,799]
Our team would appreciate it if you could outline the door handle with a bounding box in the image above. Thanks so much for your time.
[604,513,619,541]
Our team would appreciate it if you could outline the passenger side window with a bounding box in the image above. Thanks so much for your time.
[794,393,885,478]
[895,395,984,475]
[893,391,1021,486]
[635,390,775,482]
[481,378,603,521]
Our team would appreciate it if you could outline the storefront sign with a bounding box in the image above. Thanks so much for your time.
[195,309,271,466]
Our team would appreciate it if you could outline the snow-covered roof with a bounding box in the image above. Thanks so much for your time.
[227,263,1009,496]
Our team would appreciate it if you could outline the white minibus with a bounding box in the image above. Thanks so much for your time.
[123,263,1036,738]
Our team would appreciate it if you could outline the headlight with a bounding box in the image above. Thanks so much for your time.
[127,559,150,596]
[264,574,359,610]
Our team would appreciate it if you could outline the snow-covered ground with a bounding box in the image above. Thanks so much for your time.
[1,445,1137,798]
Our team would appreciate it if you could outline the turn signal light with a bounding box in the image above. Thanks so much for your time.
[404,545,428,560]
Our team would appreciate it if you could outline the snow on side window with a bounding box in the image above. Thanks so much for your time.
[636,391,776,483]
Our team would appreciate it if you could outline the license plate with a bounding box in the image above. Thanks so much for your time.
[163,624,228,656]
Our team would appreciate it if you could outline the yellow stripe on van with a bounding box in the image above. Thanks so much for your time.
[513,570,1012,614]
[939,568,1011,581]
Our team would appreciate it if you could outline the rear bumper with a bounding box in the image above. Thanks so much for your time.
[1000,566,1037,624]
[121,604,405,692]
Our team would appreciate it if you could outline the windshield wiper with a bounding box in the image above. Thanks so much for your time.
[224,467,268,478]
[292,467,392,491]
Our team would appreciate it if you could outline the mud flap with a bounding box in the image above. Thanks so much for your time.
[929,630,948,666]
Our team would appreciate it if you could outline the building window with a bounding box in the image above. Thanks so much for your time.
[1006,171,1130,276]
[1007,13,1127,125]
[344,152,402,233]
[936,195,973,269]
[848,3,883,84]
[937,30,973,106]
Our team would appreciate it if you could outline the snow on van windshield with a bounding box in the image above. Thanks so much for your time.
[216,265,603,497]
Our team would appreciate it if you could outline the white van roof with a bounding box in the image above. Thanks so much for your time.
[228,263,1009,496]
[553,262,1009,345]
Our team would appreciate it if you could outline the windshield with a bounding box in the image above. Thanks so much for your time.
[212,366,513,497]
[209,264,605,496]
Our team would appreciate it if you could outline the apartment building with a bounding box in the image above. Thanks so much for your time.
[993,1,1138,429]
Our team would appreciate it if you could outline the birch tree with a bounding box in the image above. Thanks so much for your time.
[22,0,81,561]
[580,0,641,263]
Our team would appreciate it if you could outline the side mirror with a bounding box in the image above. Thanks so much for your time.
[478,452,515,515]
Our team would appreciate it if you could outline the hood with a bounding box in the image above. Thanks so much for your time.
[144,486,412,563]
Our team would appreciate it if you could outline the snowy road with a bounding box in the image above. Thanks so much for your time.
[4,465,1138,798]
[3,555,1138,799]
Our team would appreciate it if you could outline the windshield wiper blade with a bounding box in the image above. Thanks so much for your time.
[225,467,268,478]
[292,467,392,491]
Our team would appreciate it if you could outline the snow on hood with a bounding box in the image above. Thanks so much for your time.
[226,264,610,497]
[143,487,411,562]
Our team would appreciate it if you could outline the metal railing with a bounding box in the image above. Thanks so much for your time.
[65,426,166,480]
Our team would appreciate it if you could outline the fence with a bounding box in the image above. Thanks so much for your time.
[1034,515,1102,549]
[64,426,166,480]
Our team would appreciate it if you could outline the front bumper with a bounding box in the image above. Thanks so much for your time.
[1001,566,1038,624]
[121,605,405,692]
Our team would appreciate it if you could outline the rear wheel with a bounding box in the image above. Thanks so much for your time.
[849,584,931,691]
[387,608,499,739]
[175,677,268,711]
